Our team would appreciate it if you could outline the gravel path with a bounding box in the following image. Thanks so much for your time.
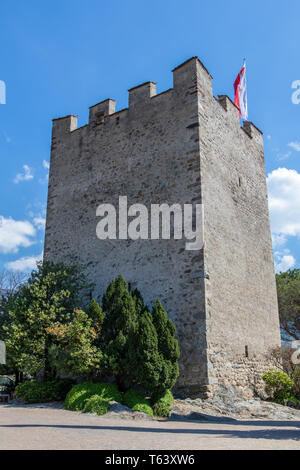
[0,403,299,450]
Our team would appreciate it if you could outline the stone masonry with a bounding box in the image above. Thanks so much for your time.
[44,56,281,397]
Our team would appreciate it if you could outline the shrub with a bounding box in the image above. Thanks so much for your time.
[291,366,300,400]
[262,370,295,403]
[15,379,74,404]
[64,382,122,411]
[83,395,109,415]
[123,389,153,417]
[101,276,180,395]
[152,389,174,417]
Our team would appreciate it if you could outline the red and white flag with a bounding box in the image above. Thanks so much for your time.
[234,61,248,120]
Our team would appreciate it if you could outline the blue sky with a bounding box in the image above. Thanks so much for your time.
[0,0,300,274]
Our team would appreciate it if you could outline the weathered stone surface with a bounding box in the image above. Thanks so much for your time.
[171,394,300,421]
[103,401,153,421]
[44,56,281,397]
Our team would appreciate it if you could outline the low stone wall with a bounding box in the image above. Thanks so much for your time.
[207,348,280,399]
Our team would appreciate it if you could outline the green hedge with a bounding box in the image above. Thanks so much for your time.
[262,370,295,403]
[15,379,74,404]
[64,382,122,411]
[152,389,174,417]
[83,395,110,415]
[123,389,153,417]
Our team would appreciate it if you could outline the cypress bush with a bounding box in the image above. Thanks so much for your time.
[101,276,138,385]
[101,275,180,396]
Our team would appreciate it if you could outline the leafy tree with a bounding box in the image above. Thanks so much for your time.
[47,309,102,376]
[3,261,91,380]
[276,269,300,340]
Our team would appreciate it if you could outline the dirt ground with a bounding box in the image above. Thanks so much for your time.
[0,403,299,450]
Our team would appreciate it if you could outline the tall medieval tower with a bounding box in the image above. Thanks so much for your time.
[44,57,281,397]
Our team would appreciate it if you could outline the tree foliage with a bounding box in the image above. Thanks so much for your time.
[2,261,92,379]
[276,269,300,340]
[2,266,180,397]
[101,275,180,394]
[101,275,138,384]
[46,308,102,376]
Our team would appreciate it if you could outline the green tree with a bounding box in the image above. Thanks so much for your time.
[131,288,147,316]
[87,298,105,346]
[129,311,162,393]
[101,275,137,387]
[47,309,102,376]
[101,276,180,394]
[152,300,180,394]
[3,261,91,380]
[276,269,300,340]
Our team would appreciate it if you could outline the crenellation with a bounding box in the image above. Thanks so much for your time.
[216,94,240,125]
[242,121,264,146]
[89,98,116,127]
[52,115,78,137]
[128,81,157,107]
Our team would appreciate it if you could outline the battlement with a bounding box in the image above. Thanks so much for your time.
[51,56,263,146]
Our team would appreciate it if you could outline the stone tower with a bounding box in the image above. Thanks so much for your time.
[44,56,281,397]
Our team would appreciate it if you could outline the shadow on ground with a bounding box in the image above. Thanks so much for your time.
[1,421,299,441]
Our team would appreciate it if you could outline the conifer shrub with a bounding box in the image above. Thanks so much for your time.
[83,395,109,415]
[152,389,174,417]
[123,389,154,417]
[64,382,122,411]
[101,275,180,396]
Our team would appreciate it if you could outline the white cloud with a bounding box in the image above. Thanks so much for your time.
[267,135,271,140]
[14,165,34,184]
[288,142,300,152]
[272,233,287,249]
[5,252,43,272]
[43,160,50,170]
[0,216,36,254]
[274,254,296,273]
[267,168,300,237]
[33,217,46,230]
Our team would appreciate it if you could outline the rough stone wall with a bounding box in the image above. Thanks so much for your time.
[45,58,208,392]
[44,56,281,397]
[196,63,281,397]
